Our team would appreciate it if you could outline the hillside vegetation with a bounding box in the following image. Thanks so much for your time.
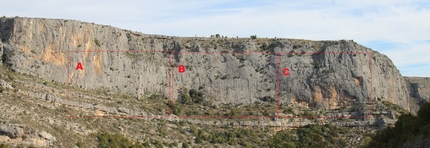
[0,63,382,147]
[366,102,430,147]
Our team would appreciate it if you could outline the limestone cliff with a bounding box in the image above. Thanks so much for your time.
[0,17,410,113]
[405,77,430,113]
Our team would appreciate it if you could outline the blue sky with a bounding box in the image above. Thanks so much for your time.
[1,0,429,76]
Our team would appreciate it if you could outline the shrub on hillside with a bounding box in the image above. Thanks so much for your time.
[267,124,346,148]
[97,132,144,148]
[0,143,7,148]
[366,102,430,147]
[260,96,275,103]
[179,88,205,104]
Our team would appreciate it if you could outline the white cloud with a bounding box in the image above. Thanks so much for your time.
[376,41,430,76]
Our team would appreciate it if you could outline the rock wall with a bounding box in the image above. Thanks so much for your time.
[0,124,56,147]
[0,17,410,111]
[405,77,430,113]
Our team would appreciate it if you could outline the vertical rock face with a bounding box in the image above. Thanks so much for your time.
[0,17,411,111]
[368,50,410,111]
[0,124,56,147]
[0,41,3,65]
[277,40,409,110]
[406,77,430,101]
[405,77,430,113]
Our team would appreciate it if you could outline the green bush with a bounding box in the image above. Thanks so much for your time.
[263,110,270,116]
[283,107,295,115]
[180,89,204,104]
[366,102,430,147]
[0,143,8,148]
[293,45,301,49]
[422,124,430,137]
[189,127,264,146]
[173,105,182,115]
[267,130,297,148]
[227,109,238,116]
[180,89,192,104]
[76,140,84,148]
[152,140,163,148]
[220,75,229,80]
[313,61,322,68]
[267,124,346,148]
[189,89,204,103]
[94,39,101,47]
[418,102,430,124]
[149,94,164,100]
[260,96,275,103]
[182,142,189,148]
[97,132,144,148]
[260,43,277,51]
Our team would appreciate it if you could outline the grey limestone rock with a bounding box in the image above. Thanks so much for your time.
[0,123,55,147]
[0,124,24,138]
[0,17,413,112]
[405,77,430,113]
[0,80,12,89]
[0,41,3,65]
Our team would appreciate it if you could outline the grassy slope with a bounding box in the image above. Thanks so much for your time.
[0,64,408,147]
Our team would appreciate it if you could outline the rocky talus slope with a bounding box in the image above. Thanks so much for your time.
[0,65,403,147]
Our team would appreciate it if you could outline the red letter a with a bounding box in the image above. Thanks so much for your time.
[75,62,83,70]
